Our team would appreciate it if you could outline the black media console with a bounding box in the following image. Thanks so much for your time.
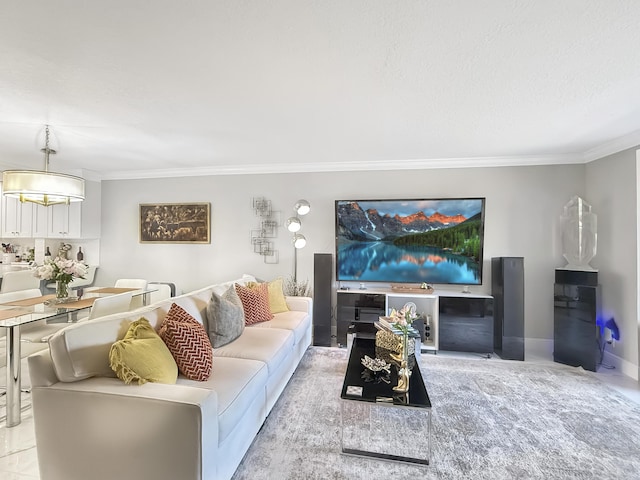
[336,289,493,354]
[438,296,494,354]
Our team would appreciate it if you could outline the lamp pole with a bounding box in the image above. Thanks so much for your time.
[293,246,298,285]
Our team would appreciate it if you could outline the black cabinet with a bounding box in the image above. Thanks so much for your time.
[336,290,493,353]
[492,257,525,360]
[438,296,494,354]
[336,292,385,347]
[553,269,601,371]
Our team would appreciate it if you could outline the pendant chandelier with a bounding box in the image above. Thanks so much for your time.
[2,125,85,206]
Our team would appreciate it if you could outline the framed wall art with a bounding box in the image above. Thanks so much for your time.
[140,203,211,244]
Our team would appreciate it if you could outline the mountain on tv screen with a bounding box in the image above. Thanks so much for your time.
[335,198,486,285]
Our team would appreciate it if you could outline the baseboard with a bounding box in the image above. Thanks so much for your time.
[602,346,639,381]
[524,338,553,362]
[524,337,639,381]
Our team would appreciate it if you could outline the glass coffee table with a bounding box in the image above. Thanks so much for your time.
[340,336,432,465]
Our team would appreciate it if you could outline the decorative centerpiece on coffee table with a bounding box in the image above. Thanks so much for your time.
[375,305,420,393]
[360,355,391,384]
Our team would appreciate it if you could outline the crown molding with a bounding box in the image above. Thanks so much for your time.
[582,129,640,163]
[99,153,584,180]
[8,136,640,182]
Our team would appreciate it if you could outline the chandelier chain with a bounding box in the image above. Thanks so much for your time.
[41,124,56,172]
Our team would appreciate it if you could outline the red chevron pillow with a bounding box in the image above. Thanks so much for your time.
[159,303,213,381]
[235,282,274,325]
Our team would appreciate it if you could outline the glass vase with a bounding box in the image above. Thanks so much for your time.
[393,331,410,393]
[56,280,69,301]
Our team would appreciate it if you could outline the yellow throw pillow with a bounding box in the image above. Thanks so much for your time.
[267,278,289,314]
[246,278,289,314]
[109,317,178,385]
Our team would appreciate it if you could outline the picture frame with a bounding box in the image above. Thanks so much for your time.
[140,203,211,244]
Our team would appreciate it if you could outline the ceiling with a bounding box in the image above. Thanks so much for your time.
[1,1,640,180]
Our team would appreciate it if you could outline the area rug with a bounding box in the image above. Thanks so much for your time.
[232,347,640,480]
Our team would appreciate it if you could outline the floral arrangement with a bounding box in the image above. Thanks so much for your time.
[33,256,87,284]
[387,305,420,336]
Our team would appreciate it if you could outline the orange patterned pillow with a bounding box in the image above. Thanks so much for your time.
[234,282,274,325]
[159,303,213,381]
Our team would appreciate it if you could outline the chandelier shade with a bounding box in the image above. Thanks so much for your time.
[1,125,85,206]
[2,170,85,206]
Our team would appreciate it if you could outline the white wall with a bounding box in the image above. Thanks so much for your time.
[586,147,639,378]
[99,164,584,343]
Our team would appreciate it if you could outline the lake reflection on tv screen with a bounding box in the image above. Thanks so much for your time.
[337,242,480,284]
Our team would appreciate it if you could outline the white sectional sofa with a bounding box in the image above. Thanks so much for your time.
[27,275,313,480]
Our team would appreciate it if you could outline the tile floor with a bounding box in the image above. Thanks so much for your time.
[1,351,639,479]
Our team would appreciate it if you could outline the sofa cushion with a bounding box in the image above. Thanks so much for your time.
[205,285,245,348]
[159,303,213,381]
[178,356,267,443]
[248,310,311,344]
[168,291,210,325]
[213,327,294,375]
[109,318,178,385]
[234,283,273,325]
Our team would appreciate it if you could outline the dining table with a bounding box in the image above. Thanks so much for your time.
[0,286,156,427]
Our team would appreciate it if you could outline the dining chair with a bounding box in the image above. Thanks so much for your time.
[0,270,41,293]
[85,291,135,321]
[114,278,148,309]
[148,282,176,304]
[0,288,43,304]
[114,278,148,289]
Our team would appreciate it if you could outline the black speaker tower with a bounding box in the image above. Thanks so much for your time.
[492,257,525,360]
[312,253,333,346]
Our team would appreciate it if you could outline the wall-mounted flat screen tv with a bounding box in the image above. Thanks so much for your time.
[335,198,486,285]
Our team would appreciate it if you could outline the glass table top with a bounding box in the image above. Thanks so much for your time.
[341,337,431,409]
[0,287,155,328]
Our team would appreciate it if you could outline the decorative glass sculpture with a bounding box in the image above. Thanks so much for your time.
[560,196,597,270]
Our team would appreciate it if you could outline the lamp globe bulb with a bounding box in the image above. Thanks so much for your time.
[286,216,302,232]
[293,233,307,249]
[294,199,311,216]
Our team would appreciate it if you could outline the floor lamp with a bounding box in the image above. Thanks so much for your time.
[287,200,311,285]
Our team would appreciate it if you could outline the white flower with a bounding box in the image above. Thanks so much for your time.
[32,256,86,283]
[34,263,55,280]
